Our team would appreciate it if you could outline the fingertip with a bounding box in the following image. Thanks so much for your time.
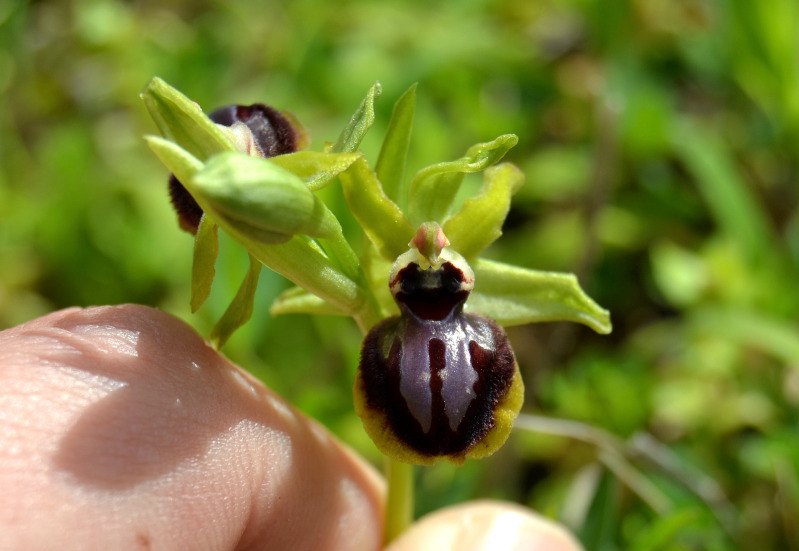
[386,500,584,551]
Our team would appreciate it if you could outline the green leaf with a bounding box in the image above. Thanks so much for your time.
[192,152,341,244]
[269,151,361,191]
[190,214,219,313]
[376,83,417,205]
[340,156,415,261]
[270,286,346,316]
[467,258,612,334]
[210,253,262,349]
[443,162,524,259]
[140,77,235,161]
[407,134,518,226]
[331,82,382,154]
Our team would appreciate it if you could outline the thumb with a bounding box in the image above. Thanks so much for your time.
[0,304,384,551]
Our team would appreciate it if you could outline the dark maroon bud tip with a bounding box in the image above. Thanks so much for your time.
[168,174,204,234]
[208,103,299,157]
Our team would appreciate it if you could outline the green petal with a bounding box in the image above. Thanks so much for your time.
[340,156,415,261]
[376,83,417,205]
[210,253,262,349]
[443,162,524,259]
[193,152,340,244]
[331,82,382,154]
[407,134,518,226]
[140,77,235,161]
[191,214,219,313]
[468,259,612,334]
[270,286,346,316]
[269,151,361,191]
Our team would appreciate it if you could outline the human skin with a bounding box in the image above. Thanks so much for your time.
[0,304,583,551]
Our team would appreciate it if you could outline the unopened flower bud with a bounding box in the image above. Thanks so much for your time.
[169,104,304,233]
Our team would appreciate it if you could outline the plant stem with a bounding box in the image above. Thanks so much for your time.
[383,456,414,544]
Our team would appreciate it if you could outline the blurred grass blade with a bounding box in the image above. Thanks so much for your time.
[190,214,219,312]
[690,306,799,364]
[141,77,235,160]
[598,449,671,514]
[340,156,415,261]
[210,253,262,349]
[269,151,361,191]
[443,162,524,259]
[331,82,382,153]
[270,286,346,316]
[467,258,612,333]
[376,83,417,205]
[670,119,774,263]
[407,134,518,226]
[629,508,703,551]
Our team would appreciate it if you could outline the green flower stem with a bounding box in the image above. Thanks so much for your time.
[383,456,414,545]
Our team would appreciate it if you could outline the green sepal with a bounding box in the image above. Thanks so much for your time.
[269,151,361,191]
[331,82,382,154]
[210,253,262,349]
[145,135,204,193]
[246,236,371,327]
[407,134,518,226]
[467,258,612,334]
[193,152,340,244]
[443,162,524,259]
[140,77,235,161]
[270,286,347,317]
[339,156,415,261]
[191,214,219,313]
[376,83,417,204]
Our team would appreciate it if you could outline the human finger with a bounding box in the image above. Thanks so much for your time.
[387,500,584,551]
[0,304,384,551]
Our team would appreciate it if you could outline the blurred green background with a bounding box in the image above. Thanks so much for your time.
[2,0,799,548]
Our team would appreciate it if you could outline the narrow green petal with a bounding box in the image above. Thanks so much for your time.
[443,162,524,259]
[210,253,262,349]
[339,156,415,261]
[140,77,235,161]
[191,215,219,313]
[376,83,417,204]
[468,259,612,334]
[270,286,347,317]
[269,151,361,191]
[331,82,382,154]
[407,134,518,226]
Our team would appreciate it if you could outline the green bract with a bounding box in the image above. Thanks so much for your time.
[141,76,611,342]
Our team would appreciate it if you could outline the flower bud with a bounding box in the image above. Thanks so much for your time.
[192,152,339,245]
[169,104,304,233]
[355,223,524,465]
